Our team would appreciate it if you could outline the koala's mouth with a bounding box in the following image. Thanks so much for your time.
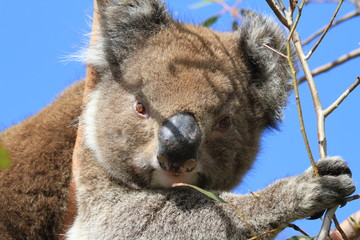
[150,169,200,188]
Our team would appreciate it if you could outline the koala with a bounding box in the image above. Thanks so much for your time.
[0,0,355,239]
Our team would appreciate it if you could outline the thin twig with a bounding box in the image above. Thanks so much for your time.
[329,210,360,239]
[302,10,360,45]
[319,206,339,240]
[293,31,327,158]
[286,6,336,240]
[277,0,287,13]
[323,76,360,117]
[299,48,360,84]
[333,214,349,240]
[265,0,290,27]
[248,228,279,240]
[285,2,320,176]
[265,1,357,239]
[288,223,311,237]
[346,193,360,202]
[262,43,288,58]
[305,0,344,59]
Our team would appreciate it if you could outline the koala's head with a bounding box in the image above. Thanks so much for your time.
[83,0,291,190]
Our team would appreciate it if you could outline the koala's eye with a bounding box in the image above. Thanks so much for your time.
[136,103,146,114]
[216,116,232,131]
[134,102,149,118]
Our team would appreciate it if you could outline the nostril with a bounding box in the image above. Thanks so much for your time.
[183,159,197,172]
[157,155,170,171]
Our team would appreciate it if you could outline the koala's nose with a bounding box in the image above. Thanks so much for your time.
[157,113,201,173]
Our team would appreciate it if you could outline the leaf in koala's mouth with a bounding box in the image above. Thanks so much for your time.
[172,183,226,203]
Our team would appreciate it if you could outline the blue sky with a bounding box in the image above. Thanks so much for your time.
[1,1,359,238]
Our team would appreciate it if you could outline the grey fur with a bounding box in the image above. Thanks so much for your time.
[66,1,355,239]
[90,0,171,74]
[237,15,292,125]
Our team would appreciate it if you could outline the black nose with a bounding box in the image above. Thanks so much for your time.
[157,113,201,173]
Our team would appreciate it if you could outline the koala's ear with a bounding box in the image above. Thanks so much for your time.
[87,0,171,73]
[237,14,293,127]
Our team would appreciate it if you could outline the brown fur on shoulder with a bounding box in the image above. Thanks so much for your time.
[0,80,84,240]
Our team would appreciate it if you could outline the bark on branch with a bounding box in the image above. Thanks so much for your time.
[298,48,360,84]
[302,10,360,45]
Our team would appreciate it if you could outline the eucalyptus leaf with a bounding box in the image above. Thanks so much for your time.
[172,183,226,203]
[232,19,239,31]
[202,15,220,27]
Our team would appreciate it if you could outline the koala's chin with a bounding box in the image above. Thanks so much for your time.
[150,168,200,188]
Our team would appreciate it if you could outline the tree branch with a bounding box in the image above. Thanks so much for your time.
[265,0,290,28]
[305,0,344,59]
[302,10,360,45]
[323,76,360,117]
[285,2,320,177]
[329,210,360,240]
[298,48,360,84]
[319,206,339,240]
[292,31,327,159]
[333,214,350,240]
[346,194,360,202]
[265,1,358,239]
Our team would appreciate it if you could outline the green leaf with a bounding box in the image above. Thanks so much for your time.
[0,145,11,169]
[287,236,313,240]
[202,15,220,27]
[190,0,214,9]
[232,19,239,31]
[172,183,226,203]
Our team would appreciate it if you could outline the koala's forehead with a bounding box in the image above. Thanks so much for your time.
[121,24,249,115]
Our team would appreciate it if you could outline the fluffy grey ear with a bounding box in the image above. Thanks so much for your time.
[87,0,171,72]
[237,14,292,127]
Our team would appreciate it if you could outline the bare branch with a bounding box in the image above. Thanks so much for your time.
[302,10,360,45]
[319,207,339,240]
[288,223,311,237]
[262,43,288,58]
[277,0,287,13]
[305,0,344,59]
[329,210,360,240]
[265,0,290,27]
[292,32,327,159]
[346,194,360,202]
[298,48,360,84]
[286,3,320,177]
[324,76,360,117]
[263,1,358,239]
[333,214,350,240]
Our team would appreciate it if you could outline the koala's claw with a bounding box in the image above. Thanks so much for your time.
[308,210,325,220]
[297,156,355,218]
[316,156,352,177]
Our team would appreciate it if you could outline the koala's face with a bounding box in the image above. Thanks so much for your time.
[85,25,273,190]
[83,1,290,190]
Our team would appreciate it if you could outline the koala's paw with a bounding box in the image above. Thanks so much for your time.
[297,157,355,218]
